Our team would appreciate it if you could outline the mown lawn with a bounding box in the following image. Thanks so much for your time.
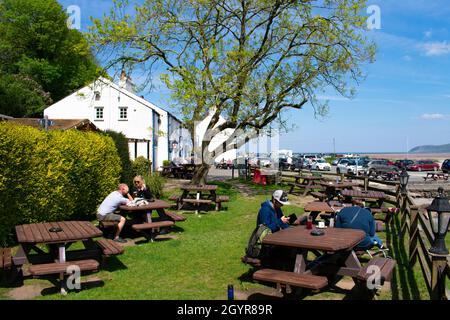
[0,179,439,300]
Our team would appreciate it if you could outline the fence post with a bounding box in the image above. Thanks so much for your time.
[364,177,369,191]
[409,204,418,267]
[429,254,448,300]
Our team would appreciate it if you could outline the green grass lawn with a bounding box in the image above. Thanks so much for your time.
[0,179,442,300]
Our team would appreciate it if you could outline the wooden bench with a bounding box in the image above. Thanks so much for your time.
[241,255,261,267]
[169,194,180,202]
[0,248,12,270]
[253,269,328,293]
[132,221,175,242]
[165,211,187,222]
[96,239,124,256]
[29,259,100,277]
[357,257,396,286]
[215,195,230,211]
[310,191,327,201]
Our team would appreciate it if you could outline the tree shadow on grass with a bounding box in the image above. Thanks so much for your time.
[386,214,421,300]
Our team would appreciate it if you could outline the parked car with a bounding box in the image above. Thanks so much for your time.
[406,160,440,172]
[257,158,272,168]
[394,159,414,169]
[310,159,331,171]
[331,159,339,166]
[441,159,450,173]
[366,160,399,177]
[336,159,365,175]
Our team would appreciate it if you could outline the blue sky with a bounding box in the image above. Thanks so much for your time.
[59,0,450,153]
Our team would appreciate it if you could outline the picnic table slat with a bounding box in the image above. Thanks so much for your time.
[26,223,44,243]
[263,226,365,252]
[42,222,62,242]
[35,223,53,243]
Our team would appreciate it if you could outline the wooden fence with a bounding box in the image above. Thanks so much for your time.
[277,168,449,300]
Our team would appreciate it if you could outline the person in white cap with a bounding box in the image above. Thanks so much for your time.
[256,190,291,232]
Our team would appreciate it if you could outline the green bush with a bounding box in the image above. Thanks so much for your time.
[142,173,165,199]
[163,160,171,166]
[0,123,121,246]
[132,156,152,176]
[103,130,133,185]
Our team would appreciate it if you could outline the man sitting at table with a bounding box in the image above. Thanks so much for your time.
[97,183,132,243]
[256,190,291,232]
[335,206,384,251]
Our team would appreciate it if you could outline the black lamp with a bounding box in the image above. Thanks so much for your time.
[427,187,450,255]
[399,168,409,196]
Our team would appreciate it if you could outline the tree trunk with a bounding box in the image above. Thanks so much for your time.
[191,163,210,185]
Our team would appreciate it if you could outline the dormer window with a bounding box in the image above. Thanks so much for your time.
[94,91,101,101]
[119,107,128,120]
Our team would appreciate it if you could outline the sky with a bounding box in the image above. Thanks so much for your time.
[58,0,450,153]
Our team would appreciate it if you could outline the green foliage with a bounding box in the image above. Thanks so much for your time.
[103,130,133,185]
[0,122,121,246]
[142,173,165,199]
[90,0,376,163]
[0,74,52,117]
[162,160,171,166]
[0,0,102,117]
[132,156,152,177]
[324,156,336,164]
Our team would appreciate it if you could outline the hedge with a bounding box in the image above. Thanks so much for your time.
[103,130,133,186]
[0,123,121,246]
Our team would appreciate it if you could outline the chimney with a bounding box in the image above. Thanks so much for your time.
[118,70,135,94]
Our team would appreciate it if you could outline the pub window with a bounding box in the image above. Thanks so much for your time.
[119,107,128,120]
[94,107,104,120]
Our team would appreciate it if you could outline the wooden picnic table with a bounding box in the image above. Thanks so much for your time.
[14,221,103,267]
[120,199,171,223]
[288,176,323,196]
[120,200,175,242]
[423,172,449,181]
[262,226,366,279]
[304,201,352,223]
[319,181,360,201]
[176,184,228,211]
[341,190,385,206]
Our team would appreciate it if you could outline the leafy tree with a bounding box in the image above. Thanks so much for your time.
[90,0,375,182]
[0,74,52,117]
[0,0,102,117]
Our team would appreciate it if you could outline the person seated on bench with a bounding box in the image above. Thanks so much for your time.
[257,190,291,233]
[335,205,384,251]
[131,175,154,201]
[256,190,298,270]
[97,183,132,243]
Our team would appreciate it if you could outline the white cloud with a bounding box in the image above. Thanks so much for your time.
[316,95,352,101]
[420,113,447,120]
[424,29,433,38]
[422,42,450,56]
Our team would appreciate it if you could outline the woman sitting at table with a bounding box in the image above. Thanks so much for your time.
[131,175,154,201]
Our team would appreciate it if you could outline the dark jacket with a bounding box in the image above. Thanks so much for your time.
[132,187,154,200]
[335,206,375,249]
[256,200,289,232]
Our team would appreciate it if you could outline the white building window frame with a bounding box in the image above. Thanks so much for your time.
[119,106,128,121]
[94,106,104,121]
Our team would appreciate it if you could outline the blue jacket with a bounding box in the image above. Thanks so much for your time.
[256,200,289,232]
[335,206,375,249]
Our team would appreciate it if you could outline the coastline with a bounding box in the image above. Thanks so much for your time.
[360,153,450,161]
